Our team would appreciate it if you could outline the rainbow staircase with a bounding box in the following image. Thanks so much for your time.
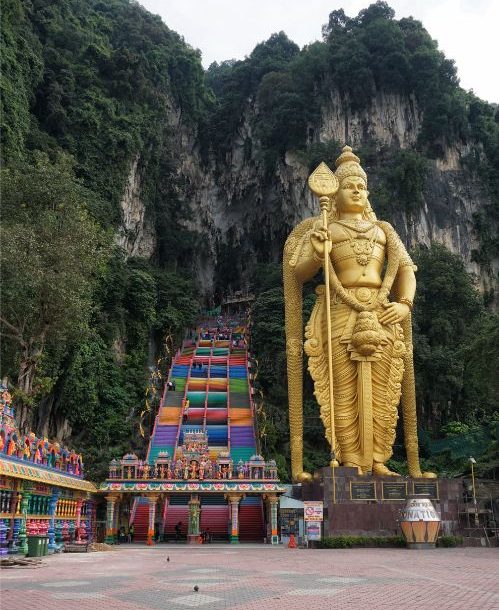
[133,317,265,542]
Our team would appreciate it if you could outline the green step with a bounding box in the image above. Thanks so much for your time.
[213,348,229,356]
[196,348,211,355]
[229,380,248,392]
[186,391,206,406]
[230,448,255,462]
[171,378,186,391]
[149,445,175,463]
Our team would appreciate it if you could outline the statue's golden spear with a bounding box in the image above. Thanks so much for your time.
[308,163,339,469]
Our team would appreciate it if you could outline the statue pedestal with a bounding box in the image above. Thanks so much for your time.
[300,467,462,537]
[187,534,201,544]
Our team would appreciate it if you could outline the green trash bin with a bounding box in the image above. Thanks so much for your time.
[42,536,49,556]
[27,536,45,557]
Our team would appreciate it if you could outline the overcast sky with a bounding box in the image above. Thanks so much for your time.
[139,0,498,104]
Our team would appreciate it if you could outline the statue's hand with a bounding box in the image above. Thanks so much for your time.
[310,228,332,259]
[378,302,410,326]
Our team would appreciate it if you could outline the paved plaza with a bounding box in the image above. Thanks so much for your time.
[1,545,498,610]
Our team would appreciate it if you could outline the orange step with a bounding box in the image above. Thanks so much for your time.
[229,408,252,422]
[159,407,181,424]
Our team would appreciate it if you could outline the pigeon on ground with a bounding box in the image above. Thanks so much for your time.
[194,586,199,592]
[166,556,170,562]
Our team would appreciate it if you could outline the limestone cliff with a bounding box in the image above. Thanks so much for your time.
[116,155,156,259]
[113,89,499,297]
[145,91,496,298]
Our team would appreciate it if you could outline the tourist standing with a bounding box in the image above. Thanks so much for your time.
[175,521,182,542]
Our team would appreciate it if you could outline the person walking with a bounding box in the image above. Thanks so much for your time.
[129,523,135,543]
[175,521,182,542]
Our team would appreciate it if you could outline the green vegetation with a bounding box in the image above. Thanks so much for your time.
[310,534,462,548]
[437,535,463,548]
[1,152,109,424]
[0,0,203,479]
[367,149,428,216]
[317,535,406,549]
[0,152,198,480]
[204,1,499,172]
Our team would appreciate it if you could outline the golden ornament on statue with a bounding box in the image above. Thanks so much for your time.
[307,162,339,198]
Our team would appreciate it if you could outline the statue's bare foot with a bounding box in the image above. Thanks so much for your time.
[343,462,362,475]
[408,469,437,479]
[295,471,313,483]
[421,471,437,479]
[372,462,401,477]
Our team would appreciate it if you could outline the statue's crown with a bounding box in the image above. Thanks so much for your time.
[335,145,367,184]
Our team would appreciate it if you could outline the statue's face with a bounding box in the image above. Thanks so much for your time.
[336,176,368,213]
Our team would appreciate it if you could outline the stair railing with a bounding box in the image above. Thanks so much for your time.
[227,329,232,456]
[173,345,194,457]
[203,337,211,431]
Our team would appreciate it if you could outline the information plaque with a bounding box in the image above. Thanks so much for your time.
[350,481,376,500]
[413,480,439,500]
[382,481,407,500]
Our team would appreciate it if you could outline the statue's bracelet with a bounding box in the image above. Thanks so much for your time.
[398,297,413,310]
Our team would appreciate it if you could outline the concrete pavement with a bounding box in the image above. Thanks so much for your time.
[1,544,498,609]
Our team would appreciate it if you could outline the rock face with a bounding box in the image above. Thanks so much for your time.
[116,155,156,258]
[320,90,422,149]
[124,91,497,297]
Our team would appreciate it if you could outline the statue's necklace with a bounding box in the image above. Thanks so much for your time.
[338,223,379,267]
[335,219,375,233]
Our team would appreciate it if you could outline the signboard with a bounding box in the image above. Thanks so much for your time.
[306,521,321,541]
[413,481,439,500]
[350,481,376,501]
[382,481,407,501]
[303,501,323,521]
[280,508,300,537]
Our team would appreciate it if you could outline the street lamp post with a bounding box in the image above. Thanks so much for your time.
[469,457,479,527]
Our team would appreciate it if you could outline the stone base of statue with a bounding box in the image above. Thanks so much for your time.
[187,533,202,544]
[299,467,461,537]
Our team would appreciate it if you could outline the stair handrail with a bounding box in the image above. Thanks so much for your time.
[173,344,194,457]
[203,336,211,431]
[129,498,139,525]
[244,327,261,455]
[227,328,232,456]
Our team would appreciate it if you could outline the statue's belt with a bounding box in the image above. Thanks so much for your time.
[331,286,379,306]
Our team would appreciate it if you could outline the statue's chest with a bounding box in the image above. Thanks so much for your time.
[330,237,385,268]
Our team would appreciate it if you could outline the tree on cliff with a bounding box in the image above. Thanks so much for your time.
[0,152,109,429]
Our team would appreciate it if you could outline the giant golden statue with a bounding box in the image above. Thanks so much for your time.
[284,146,435,482]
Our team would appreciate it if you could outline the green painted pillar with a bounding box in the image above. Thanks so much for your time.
[18,489,31,555]
[187,496,201,544]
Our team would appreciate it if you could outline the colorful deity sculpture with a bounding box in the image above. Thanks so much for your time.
[237,460,245,479]
[283,147,437,481]
[174,459,182,478]
[188,460,198,479]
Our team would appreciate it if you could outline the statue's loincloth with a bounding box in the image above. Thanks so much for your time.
[305,286,406,472]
